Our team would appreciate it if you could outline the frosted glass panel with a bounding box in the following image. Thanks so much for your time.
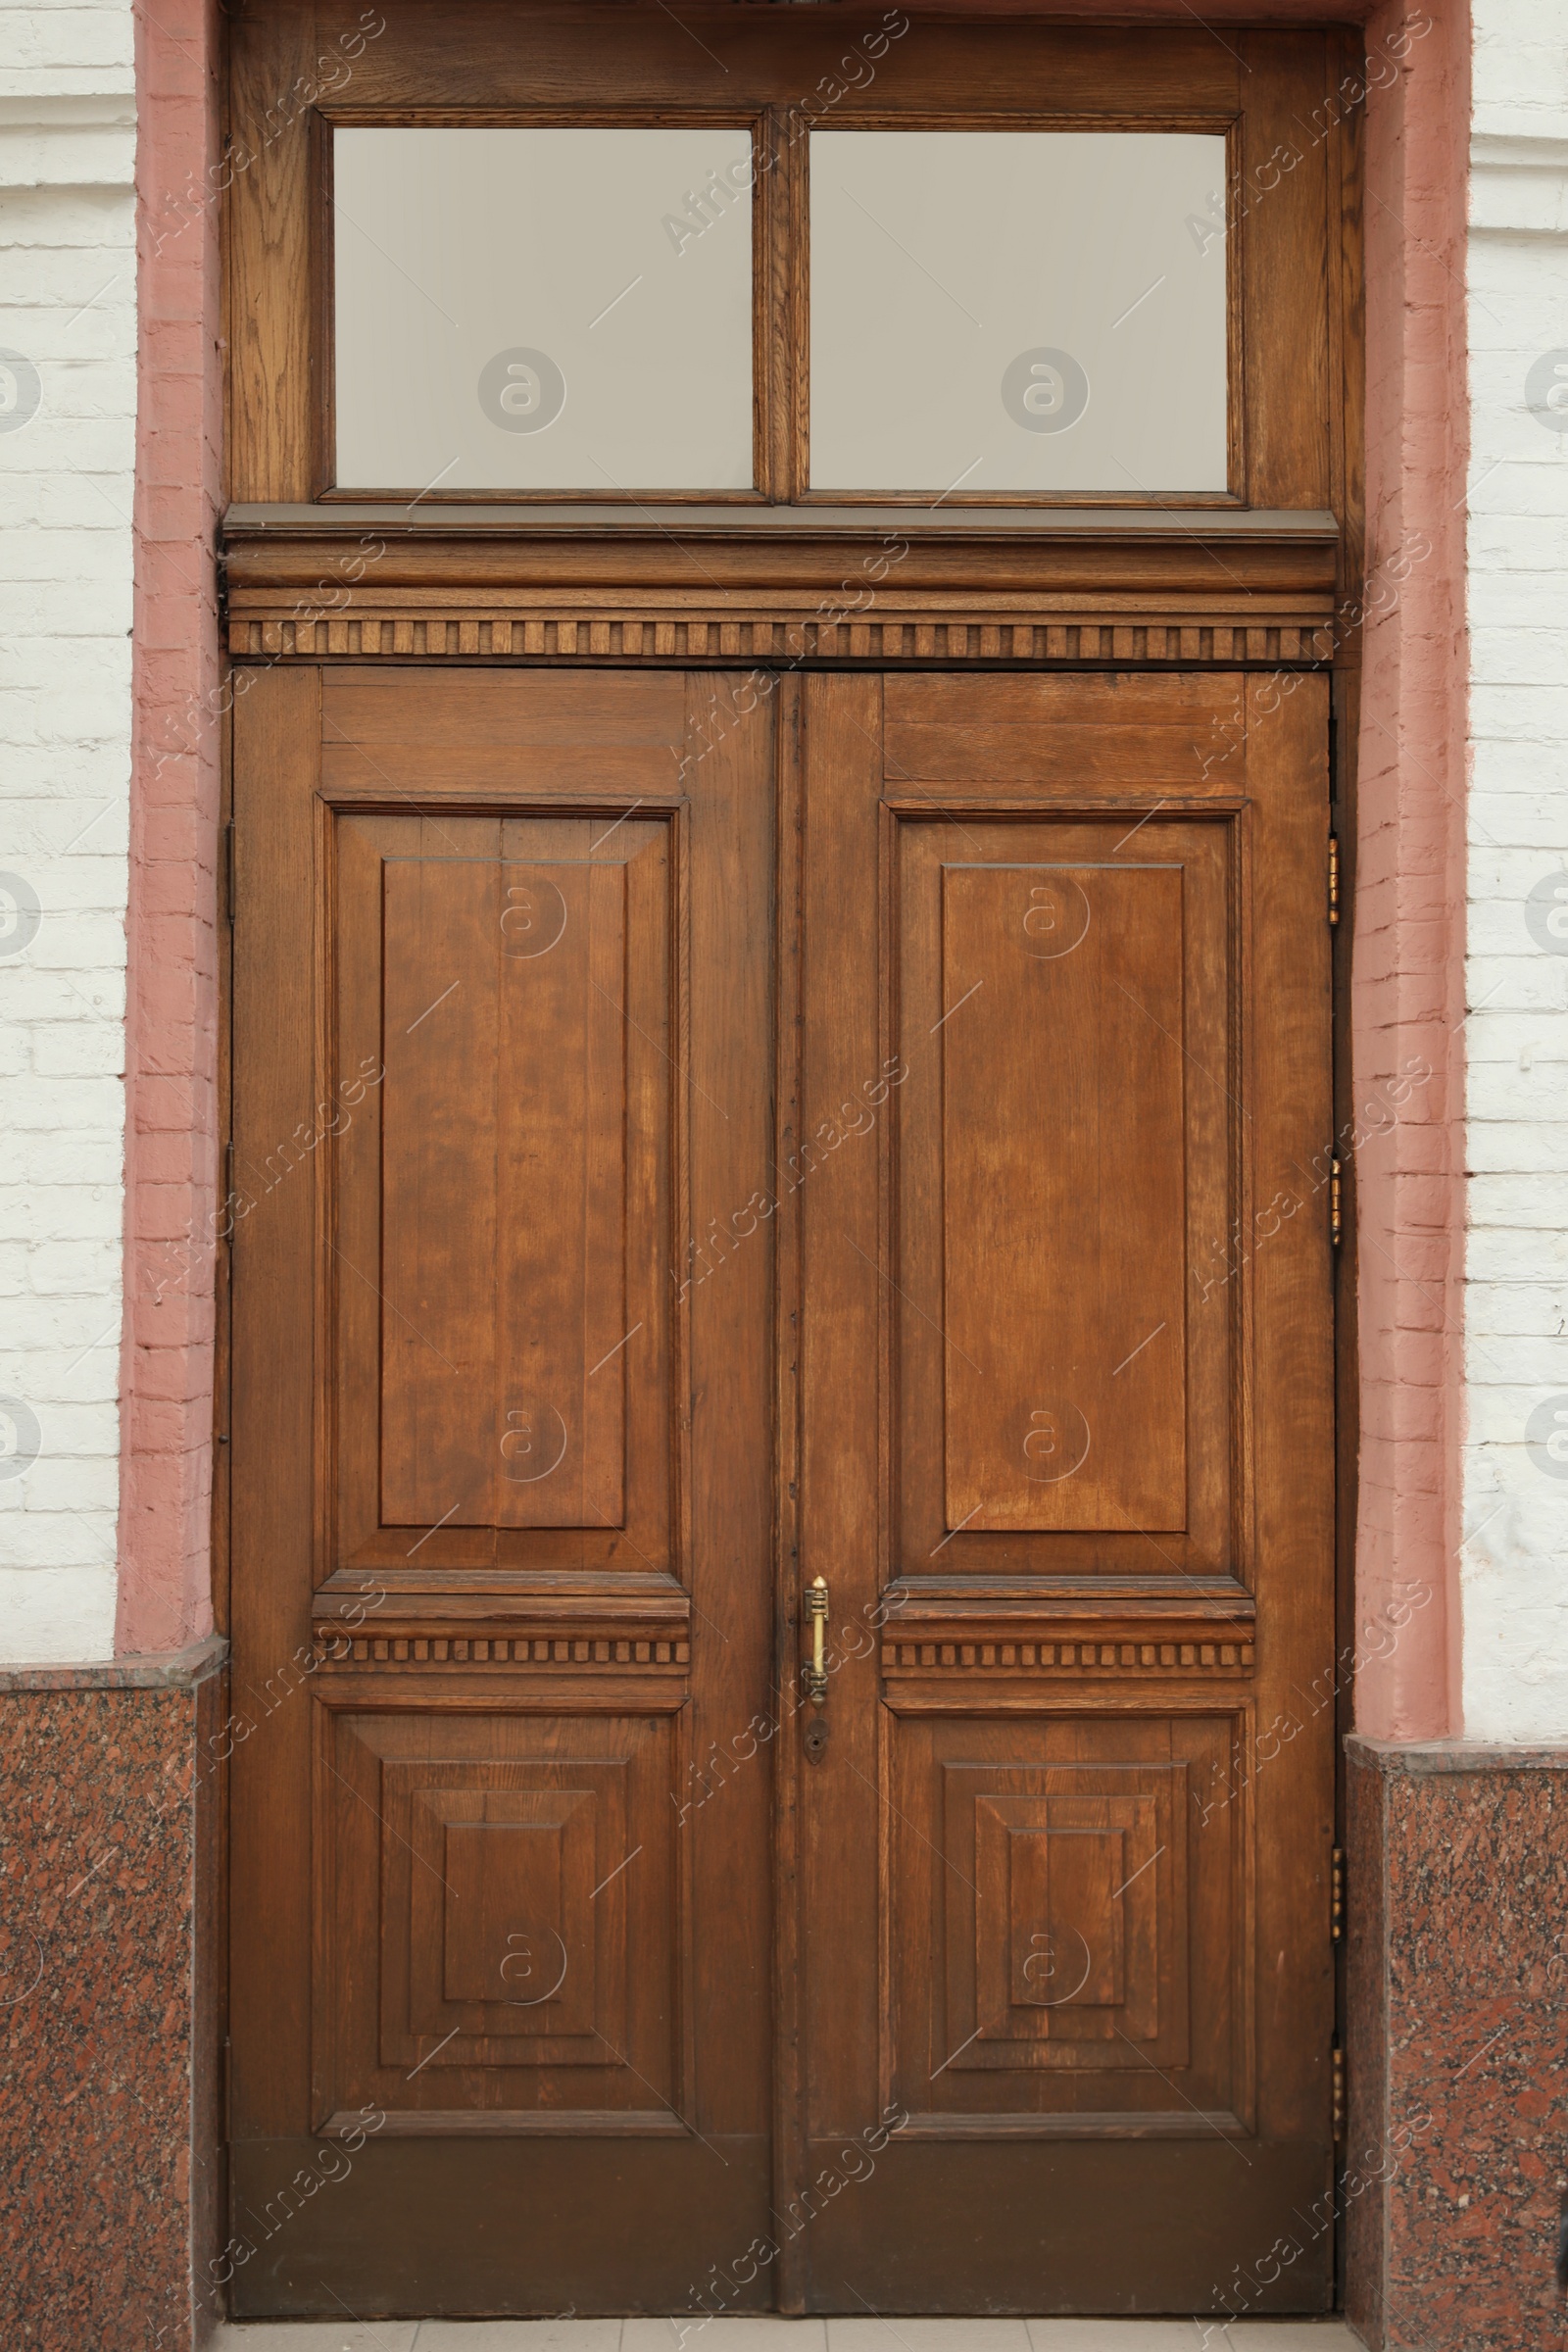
[334,127,754,492]
[809,132,1228,495]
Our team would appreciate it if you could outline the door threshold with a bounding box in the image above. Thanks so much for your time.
[213,2317,1366,2349]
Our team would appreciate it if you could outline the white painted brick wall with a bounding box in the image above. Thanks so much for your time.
[1463,0,1568,1738]
[0,11,136,1660]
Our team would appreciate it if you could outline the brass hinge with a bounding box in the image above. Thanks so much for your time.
[1328,831,1341,927]
[1331,2042,1347,2140]
[221,821,236,926]
[1329,1157,1344,1249]
[1331,1844,1346,1941]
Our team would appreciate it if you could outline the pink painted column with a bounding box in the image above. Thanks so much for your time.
[1350,0,1470,1740]
[120,0,223,1654]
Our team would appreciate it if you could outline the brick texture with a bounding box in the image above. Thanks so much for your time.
[1461,0,1568,1739]
[0,6,137,1661]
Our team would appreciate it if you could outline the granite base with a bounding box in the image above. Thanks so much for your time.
[0,1641,225,2350]
[1345,1737,1568,2351]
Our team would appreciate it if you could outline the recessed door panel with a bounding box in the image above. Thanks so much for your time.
[331,806,673,1579]
[378,852,633,1533]
[897,796,1232,1582]
[938,855,1189,1534]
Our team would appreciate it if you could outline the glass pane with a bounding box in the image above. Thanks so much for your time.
[809,131,1228,495]
[334,127,754,493]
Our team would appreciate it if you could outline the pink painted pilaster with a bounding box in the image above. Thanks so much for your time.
[1350,0,1470,1740]
[120,0,223,1655]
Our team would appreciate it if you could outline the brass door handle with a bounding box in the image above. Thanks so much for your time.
[804,1576,829,1704]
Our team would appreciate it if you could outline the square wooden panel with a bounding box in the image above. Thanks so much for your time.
[889,1714,1246,2131]
[438,1804,583,2009]
[975,1793,1160,2039]
[316,1706,679,2128]
[957,1776,1180,2064]
[389,1768,621,2059]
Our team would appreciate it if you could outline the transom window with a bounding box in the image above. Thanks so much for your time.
[331,123,1228,502]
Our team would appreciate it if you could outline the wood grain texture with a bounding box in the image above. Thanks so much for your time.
[331,806,671,1577]
[228,665,777,2312]
[227,1,319,502]
[789,668,1333,2306]
[377,852,630,1531]
[940,859,1187,1534]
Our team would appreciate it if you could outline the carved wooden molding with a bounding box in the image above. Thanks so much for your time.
[313,1629,690,1670]
[881,1636,1255,1676]
[227,609,1334,667]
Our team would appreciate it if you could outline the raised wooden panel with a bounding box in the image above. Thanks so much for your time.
[330,809,673,1577]
[941,860,1187,1533]
[379,855,629,1531]
[395,1771,618,2056]
[317,1706,678,2130]
[896,808,1230,1583]
[891,1716,1240,2131]
[979,1793,1158,2035]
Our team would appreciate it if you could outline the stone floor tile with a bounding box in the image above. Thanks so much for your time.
[827,2321,1032,2351]
[1027,2325,1216,2351]
[216,2327,421,2352]
[1224,2328,1364,2349]
[415,2322,624,2349]
[623,2324,827,2349]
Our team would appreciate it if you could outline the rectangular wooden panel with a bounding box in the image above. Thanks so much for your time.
[894,807,1230,1585]
[380,856,629,1530]
[329,803,672,1578]
[941,860,1187,1533]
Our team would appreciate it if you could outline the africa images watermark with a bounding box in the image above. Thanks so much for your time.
[207,2104,388,2296]
[1184,12,1435,261]
[674,2102,909,2340]
[660,13,913,259]
[148,11,387,261]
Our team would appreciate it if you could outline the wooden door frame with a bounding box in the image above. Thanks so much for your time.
[215,2,1365,2311]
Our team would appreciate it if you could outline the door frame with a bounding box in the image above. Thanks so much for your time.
[215,3,1365,2312]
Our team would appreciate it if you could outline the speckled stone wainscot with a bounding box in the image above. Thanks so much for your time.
[1345,1739,1568,2351]
[0,1642,226,2350]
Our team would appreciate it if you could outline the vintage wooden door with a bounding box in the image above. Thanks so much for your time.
[780,669,1337,2315]
[226,658,1335,2318]
[220,0,1357,2312]
[226,666,782,2314]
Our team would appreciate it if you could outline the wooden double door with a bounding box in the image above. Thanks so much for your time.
[227,661,1335,2318]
